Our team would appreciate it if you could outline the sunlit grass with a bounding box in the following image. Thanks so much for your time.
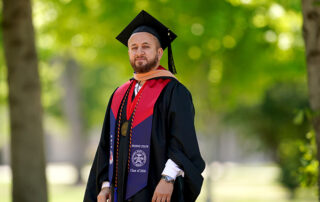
[0,163,317,202]
[1,183,85,202]
[198,163,317,202]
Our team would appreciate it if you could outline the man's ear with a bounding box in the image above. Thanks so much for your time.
[158,48,164,59]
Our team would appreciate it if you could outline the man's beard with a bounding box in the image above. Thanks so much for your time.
[130,54,159,73]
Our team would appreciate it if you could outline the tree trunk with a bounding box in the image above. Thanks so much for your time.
[1,0,48,201]
[61,57,86,185]
[301,0,320,200]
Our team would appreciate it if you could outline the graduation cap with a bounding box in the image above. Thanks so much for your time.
[116,10,177,74]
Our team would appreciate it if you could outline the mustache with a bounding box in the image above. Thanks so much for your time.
[135,56,147,60]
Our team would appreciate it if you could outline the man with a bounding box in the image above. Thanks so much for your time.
[84,10,205,202]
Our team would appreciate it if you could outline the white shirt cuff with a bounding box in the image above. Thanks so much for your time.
[101,181,110,189]
[161,159,185,180]
[102,159,184,188]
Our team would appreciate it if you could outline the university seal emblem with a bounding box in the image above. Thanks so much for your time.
[131,149,147,167]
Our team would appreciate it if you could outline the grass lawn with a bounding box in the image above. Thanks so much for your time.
[0,163,317,202]
[1,183,85,202]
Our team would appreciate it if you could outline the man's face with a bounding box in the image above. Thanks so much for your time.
[128,32,163,73]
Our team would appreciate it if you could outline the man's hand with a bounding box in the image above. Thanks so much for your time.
[97,187,111,202]
[152,179,174,202]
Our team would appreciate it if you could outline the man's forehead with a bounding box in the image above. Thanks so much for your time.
[128,32,160,45]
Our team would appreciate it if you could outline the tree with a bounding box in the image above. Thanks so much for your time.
[1,0,48,201]
[60,57,86,185]
[301,0,320,200]
[225,82,310,198]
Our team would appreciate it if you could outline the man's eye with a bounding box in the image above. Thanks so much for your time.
[143,46,150,49]
[131,47,137,50]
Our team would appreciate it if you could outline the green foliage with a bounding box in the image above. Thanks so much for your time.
[0,0,307,132]
[298,129,318,187]
[278,140,301,194]
[225,81,312,196]
[292,108,318,188]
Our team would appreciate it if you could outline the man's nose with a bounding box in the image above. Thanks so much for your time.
[136,47,145,56]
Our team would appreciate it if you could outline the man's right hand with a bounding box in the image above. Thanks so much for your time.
[97,187,111,202]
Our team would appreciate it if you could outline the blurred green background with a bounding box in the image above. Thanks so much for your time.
[0,0,318,201]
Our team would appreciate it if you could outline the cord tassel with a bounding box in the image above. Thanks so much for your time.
[167,32,177,74]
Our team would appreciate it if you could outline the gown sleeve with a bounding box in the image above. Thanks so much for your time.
[83,91,116,202]
[166,83,206,202]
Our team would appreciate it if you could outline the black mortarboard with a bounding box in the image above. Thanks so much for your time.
[116,10,177,74]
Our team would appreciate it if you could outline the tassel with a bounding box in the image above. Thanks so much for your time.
[167,32,177,74]
[114,187,118,202]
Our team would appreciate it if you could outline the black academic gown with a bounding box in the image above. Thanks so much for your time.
[84,78,206,202]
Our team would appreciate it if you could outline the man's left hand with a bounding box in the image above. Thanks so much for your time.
[152,179,174,202]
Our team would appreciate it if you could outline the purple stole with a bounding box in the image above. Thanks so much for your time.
[108,78,171,200]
